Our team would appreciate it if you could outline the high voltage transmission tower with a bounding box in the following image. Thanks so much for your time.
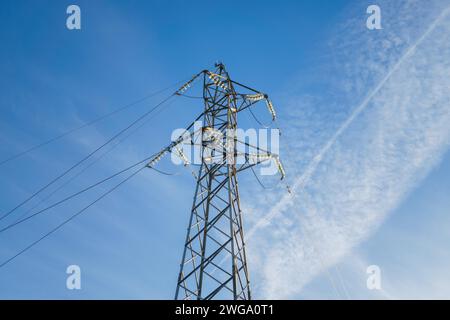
[147,63,286,300]
[0,62,285,300]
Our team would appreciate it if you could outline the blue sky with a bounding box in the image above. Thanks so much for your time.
[1,0,450,299]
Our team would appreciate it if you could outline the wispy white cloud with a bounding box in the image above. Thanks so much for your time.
[246,0,450,299]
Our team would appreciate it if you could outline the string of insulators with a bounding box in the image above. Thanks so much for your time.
[203,155,223,163]
[207,72,228,91]
[247,153,272,163]
[245,93,265,102]
[177,81,192,94]
[174,146,190,166]
[265,99,277,121]
[176,73,202,95]
[248,153,285,180]
[274,156,286,180]
[147,149,168,168]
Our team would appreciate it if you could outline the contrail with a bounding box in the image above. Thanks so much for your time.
[245,6,450,240]
[209,5,450,282]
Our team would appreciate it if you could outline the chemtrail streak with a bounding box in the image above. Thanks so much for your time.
[247,6,450,240]
[250,1,450,299]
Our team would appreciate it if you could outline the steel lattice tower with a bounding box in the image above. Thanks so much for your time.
[173,63,284,300]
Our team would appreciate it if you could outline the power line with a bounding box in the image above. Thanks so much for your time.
[11,97,177,226]
[0,93,175,222]
[0,165,147,269]
[0,153,159,233]
[4,74,207,227]
[0,79,184,167]
[247,105,272,128]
